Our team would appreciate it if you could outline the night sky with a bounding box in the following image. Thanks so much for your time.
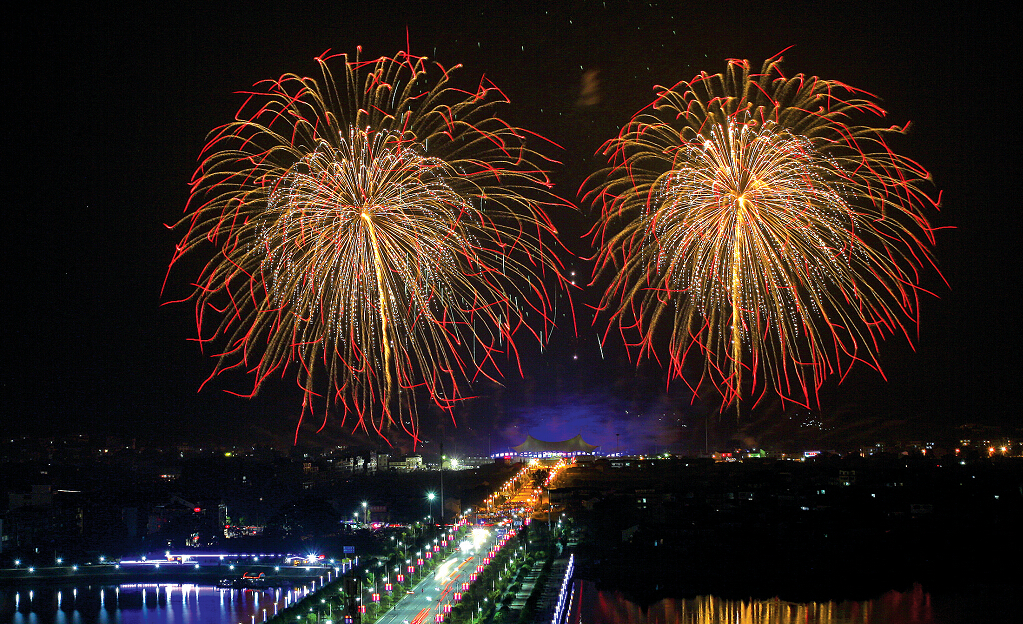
[6,2,1013,454]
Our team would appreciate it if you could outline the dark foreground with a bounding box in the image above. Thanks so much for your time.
[558,455,1022,606]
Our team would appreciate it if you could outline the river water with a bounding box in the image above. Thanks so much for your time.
[566,580,1017,624]
[3,580,1015,623]
[0,583,299,624]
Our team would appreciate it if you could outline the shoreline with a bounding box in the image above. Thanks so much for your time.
[0,565,327,587]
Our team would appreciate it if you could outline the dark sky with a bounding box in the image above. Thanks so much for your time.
[5,1,1013,454]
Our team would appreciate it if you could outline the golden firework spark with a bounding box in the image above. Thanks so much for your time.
[166,50,573,443]
[585,53,944,411]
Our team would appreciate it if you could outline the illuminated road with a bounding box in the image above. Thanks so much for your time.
[377,528,500,624]
[377,459,569,624]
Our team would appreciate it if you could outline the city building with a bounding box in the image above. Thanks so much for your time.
[510,434,599,458]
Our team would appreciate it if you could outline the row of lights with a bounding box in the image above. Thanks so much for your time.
[483,463,535,511]
[13,555,107,569]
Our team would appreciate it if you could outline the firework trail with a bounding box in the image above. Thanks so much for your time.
[166,50,573,444]
[584,52,944,412]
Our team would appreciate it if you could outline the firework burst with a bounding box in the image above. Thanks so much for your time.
[166,50,572,444]
[585,53,943,411]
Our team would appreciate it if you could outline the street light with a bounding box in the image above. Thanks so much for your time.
[427,491,436,523]
[362,501,369,525]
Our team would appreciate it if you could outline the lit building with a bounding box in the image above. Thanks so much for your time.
[511,434,599,458]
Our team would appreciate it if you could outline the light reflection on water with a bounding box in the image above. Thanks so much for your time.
[569,581,940,624]
[0,583,288,624]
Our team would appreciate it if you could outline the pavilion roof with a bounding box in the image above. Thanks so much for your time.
[512,434,598,453]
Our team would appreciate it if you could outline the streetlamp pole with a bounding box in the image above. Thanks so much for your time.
[547,487,552,534]
[439,441,445,526]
